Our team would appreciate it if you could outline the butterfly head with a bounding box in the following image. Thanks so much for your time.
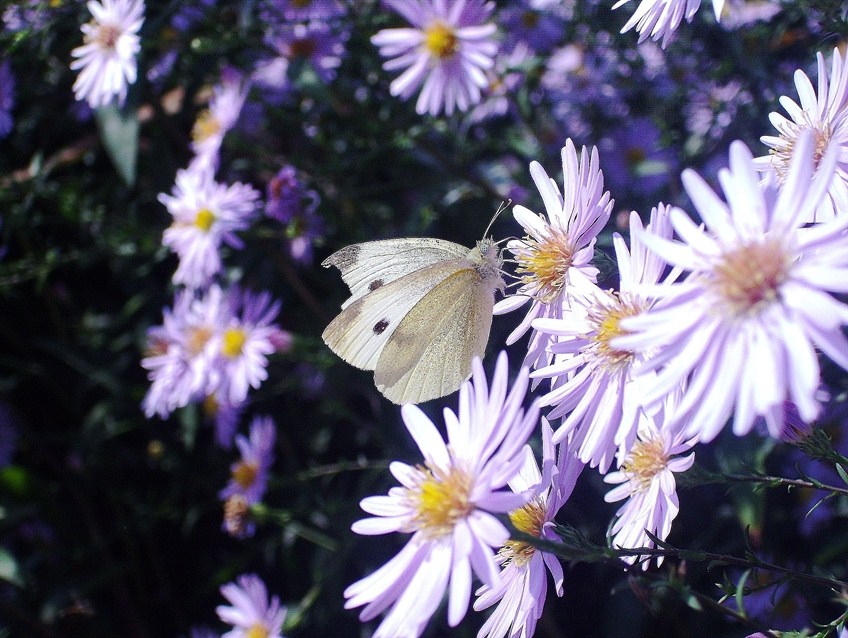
[471,238,506,293]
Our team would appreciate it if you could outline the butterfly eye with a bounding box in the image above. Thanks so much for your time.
[373,319,390,334]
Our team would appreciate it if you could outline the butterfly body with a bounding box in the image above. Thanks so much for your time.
[322,237,504,404]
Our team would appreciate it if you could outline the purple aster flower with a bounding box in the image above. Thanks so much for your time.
[0,59,15,139]
[753,48,848,221]
[213,287,283,406]
[141,285,228,418]
[191,67,251,171]
[466,43,529,125]
[603,399,695,569]
[613,0,725,48]
[70,0,145,108]
[265,165,316,225]
[344,352,539,638]
[266,22,347,84]
[614,131,848,443]
[498,4,564,54]
[599,117,678,197]
[371,0,498,116]
[202,392,246,450]
[159,163,260,289]
[494,140,613,374]
[531,205,677,471]
[474,420,584,638]
[261,0,346,22]
[216,573,286,638]
[3,1,53,32]
[219,415,276,507]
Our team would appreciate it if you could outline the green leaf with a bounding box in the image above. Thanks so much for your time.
[95,103,139,186]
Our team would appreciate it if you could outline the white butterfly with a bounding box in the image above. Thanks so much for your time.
[321,236,505,404]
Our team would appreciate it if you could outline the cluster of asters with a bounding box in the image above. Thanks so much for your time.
[344,47,848,638]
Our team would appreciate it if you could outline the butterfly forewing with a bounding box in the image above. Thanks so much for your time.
[322,238,469,309]
[374,266,494,404]
[321,259,469,371]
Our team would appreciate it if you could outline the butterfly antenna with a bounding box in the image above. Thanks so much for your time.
[483,200,512,238]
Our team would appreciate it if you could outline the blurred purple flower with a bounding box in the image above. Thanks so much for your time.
[191,67,251,171]
[498,4,564,54]
[261,0,345,22]
[219,415,276,507]
[3,1,52,33]
[599,117,677,196]
[171,0,216,32]
[216,573,286,638]
[265,165,323,265]
[0,60,15,139]
[371,0,498,116]
[267,22,347,84]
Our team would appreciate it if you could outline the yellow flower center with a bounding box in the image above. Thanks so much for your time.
[622,437,668,493]
[194,208,216,231]
[223,494,251,537]
[222,328,247,358]
[292,0,312,6]
[587,292,643,370]
[192,110,221,144]
[499,498,547,567]
[245,626,269,638]
[770,120,832,184]
[516,229,575,303]
[232,460,260,489]
[711,238,790,315]
[202,394,219,417]
[424,21,459,59]
[408,463,473,539]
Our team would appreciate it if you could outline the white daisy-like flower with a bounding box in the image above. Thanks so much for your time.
[753,48,848,221]
[216,573,286,638]
[494,139,613,373]
[612,0,724,48]
[603,402,695,569]
[70,0,145,108]
[531,205,676,471]
[160,164,260,289]
[344,352,539,638]
[614,131,848,443]
[473,420,584,638]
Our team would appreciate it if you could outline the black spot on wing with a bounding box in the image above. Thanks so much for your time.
[373,318,390,334]
[368,278,384,292]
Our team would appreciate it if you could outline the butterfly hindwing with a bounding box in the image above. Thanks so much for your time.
[322,238,469,309]
[374,266,495,404]
[321,259,469,371]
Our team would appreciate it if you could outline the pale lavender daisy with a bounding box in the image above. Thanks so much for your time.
[344,352,539,638]
[613,0,724,48]
[212,288,283,406]
[371,0,498,116]
[70,0,144,108]
[473,420,584,638]
[219,415,276,507]
[494,139,613,373]
[141,285,227,418]
[160,164,260,289]
[530,205,675,471]
[614,131,848,443]
[603,402,695,569]
[191,67,251,170]
[753,48,848,221]
[216,573,286,638]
